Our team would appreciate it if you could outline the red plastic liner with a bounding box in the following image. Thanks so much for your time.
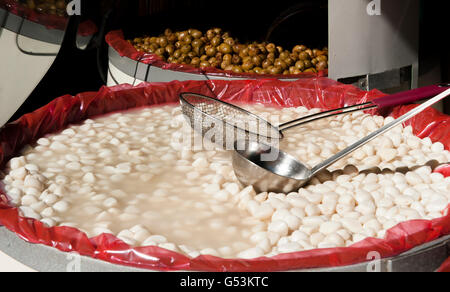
[0,78,449,272]
[438,257,450,272]
[105,30,328,80]
[0,0,97,37]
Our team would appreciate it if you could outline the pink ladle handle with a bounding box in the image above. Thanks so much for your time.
[372,84,450,108]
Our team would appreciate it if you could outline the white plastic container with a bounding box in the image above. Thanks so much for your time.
[0,8,62,126]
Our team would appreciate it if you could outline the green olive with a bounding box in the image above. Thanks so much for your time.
[239,47,249,58]
[242,56,252,63]
[304,59,313,68]
[165,45,175,55]
[305,49,313,58]
[200,61,210,68]
[211,36,222,47]
[178,31,188,42]
[158,37,168,47]
[182,35,193,45]
[180,44,192,54]
[206,29,215,40]
[313,49,321,57]
[188,51,197,59]
[55,0,65,10]
[266,53,275,62]
[279,51,290,60]
[242,61,254,71]
[215,52,223,61]
[232,55,241,65]
[173,50,182,59]
[262,59,273,69]
[232,66,243,73]
[295,60,305,71]
[233,44,244,54]
[181,56,191,64]
[167,34,177,43]
[298,51,310,61]
[191,39,203,48]
[274,59,287,70]
[316,55,328,62]
[224,37,235,46]
[190,57,201,66]
[205,46,217,57]
[304,68,317,73]
[218,43,232,54]
[266,43,276,53]
[269,66,282,75]
[284,57,294,67]
[252,55,263,67]
[248,45,259,57]
[292,45,307,53]
[190,29,202,39]
[193,46,205,56]
[258,44,267,54]
[175,41,183,49]
[221,61,231,70]
[316,61,328,71]
[223,54,232,63]
[149,43,159,52]
[289,66,296,74]
[164,28,173,36]
[155,48,165,56]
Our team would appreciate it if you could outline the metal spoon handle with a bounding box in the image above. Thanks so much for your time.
[278,84,450,133]
[310,88,450,176]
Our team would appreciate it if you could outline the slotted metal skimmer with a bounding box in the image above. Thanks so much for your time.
[180,84,450,148]
[179,92,377,148]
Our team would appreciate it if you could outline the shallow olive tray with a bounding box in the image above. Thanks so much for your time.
[1,226,449,272]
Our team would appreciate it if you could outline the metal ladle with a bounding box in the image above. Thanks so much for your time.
[232,89,450,193]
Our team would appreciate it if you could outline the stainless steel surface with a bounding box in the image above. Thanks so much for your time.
[180,93,377,148]
[0,227,145,272]
[232,89,450,193]
[328,0,419,90]
[0,226,448,272]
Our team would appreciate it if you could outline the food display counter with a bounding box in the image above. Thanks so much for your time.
[0,0,449,273]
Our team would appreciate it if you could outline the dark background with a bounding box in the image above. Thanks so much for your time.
[8,0,450,121]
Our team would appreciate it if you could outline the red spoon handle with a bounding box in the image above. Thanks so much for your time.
[373,84,450,108]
